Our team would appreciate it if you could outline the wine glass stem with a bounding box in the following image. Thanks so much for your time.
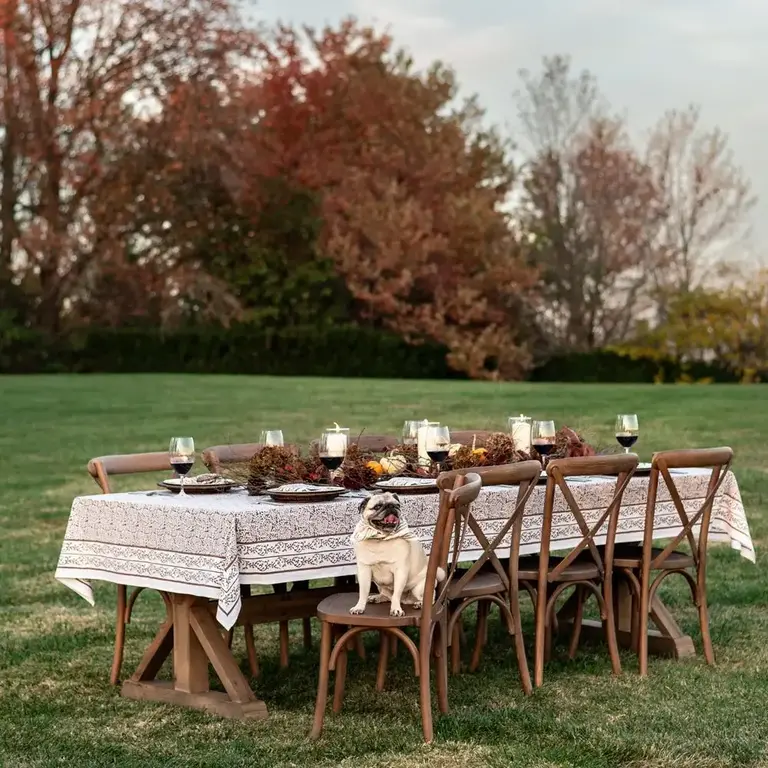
[624,447,629,454]
[179,475,186,496]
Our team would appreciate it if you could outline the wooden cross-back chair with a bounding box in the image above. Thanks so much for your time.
[613,447,733,676]
[436,462,541,690]
[87,452,175,685]
[309,473,483,744]
[307,434,399,454]
[200,442,298,474]
[521,453,639,687]
[450,430,493,447]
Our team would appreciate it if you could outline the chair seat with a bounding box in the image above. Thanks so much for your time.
[613,545,694,570]
[517,555,601,581]
[448,570,506,599]
[317,592,439,628]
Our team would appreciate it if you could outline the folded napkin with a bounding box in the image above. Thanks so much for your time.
[271,483,337,493]
[376,477,436,487]
[166,474,230,486]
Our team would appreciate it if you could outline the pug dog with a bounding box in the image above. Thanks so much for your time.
[349,492,445,617]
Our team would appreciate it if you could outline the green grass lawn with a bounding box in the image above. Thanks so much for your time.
[1,375,767,768]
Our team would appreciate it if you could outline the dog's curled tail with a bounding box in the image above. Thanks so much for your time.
[436,567,446,583]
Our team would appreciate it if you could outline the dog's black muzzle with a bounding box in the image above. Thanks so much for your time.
[372,502,401,528]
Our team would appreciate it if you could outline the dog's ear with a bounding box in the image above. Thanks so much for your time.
[392,493,400,504]
[358,497,369,515]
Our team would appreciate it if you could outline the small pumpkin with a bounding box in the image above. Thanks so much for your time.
[380,454,408,475]
[366,460,385,476]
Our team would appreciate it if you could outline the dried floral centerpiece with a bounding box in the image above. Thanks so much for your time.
[219,428,597,494]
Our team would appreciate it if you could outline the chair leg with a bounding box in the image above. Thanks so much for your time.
[534,583,548,688]
[435,622,449,715]
[271,584,291,668]
[309,621,332,740]
[376,632,390,691]
[568,586,585,659]
[630,590,640,654]
[510,584,532,696]
[450,621,461,675]
[544,612,553,663]
[697,585,715,665]
[243,623,260,678]
[470,601,489,672]
[638,564,652,677]
[278,621,290,668]
[303,618,313,650]
[603,577,622,676]
[226,628,234,649]
[419,630,434,743]
[110,584,128,685]
[332,644,348,714]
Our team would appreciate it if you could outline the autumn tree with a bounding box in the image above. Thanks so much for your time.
[225,21,536,378]
[516,57,665,352]
[615,275,768,382]
[645,105,756,312]
[0,0,253,333]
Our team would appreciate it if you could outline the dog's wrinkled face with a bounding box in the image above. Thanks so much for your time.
[359,492,402,530]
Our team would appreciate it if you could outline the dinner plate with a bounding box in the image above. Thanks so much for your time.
[373,477,439,495]
[158,477,240,494]
[265,485,349,503]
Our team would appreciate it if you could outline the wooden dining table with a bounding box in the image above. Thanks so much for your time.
[55,469,754,719]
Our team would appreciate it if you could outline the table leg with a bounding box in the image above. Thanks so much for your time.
[556,577,696,659]
[121,595,268,719]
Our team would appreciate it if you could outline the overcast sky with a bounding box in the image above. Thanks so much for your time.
[248,0,767,253]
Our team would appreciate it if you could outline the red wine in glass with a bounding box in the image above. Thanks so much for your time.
[533,441,555,456]
[320,456,344,471]
[616,434,638,450]
[171,459,194,476]
[427,450,449,463]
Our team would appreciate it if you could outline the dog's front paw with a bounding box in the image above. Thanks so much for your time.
[349,605,366,615]
[389,606,405,618]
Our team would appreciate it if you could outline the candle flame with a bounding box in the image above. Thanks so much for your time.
[334,422,341,431]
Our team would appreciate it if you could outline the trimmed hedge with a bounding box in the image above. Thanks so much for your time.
[0,325,747,382]
[0,324,461,379]
[530,350,740,383]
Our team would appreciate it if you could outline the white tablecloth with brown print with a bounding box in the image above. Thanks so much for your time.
[55,469,755,630]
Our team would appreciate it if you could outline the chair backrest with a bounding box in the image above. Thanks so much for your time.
[645,447,733,571]
[87,452,173,494]
[540,453,639,582]
[420,472,482,630]
[308,435,399,454]
[437,461,542,594]
[353,435,399,453]
[451,430,493,447]
[201,443,299,473]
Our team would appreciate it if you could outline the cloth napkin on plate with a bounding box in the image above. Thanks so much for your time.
[271,483,337,493]
[376,477,436,487]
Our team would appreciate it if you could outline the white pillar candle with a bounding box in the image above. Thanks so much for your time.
[417,421,438,466]
[509,415,532,453]
[325,427,348,457]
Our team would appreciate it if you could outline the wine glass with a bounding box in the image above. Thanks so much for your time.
[532,420,556,464]
[402,420,421,447]
[169,436,195,496]
[426,424,451,473]
[615,414,639,454]
[260,430,284,447]
[319,427,349,478]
